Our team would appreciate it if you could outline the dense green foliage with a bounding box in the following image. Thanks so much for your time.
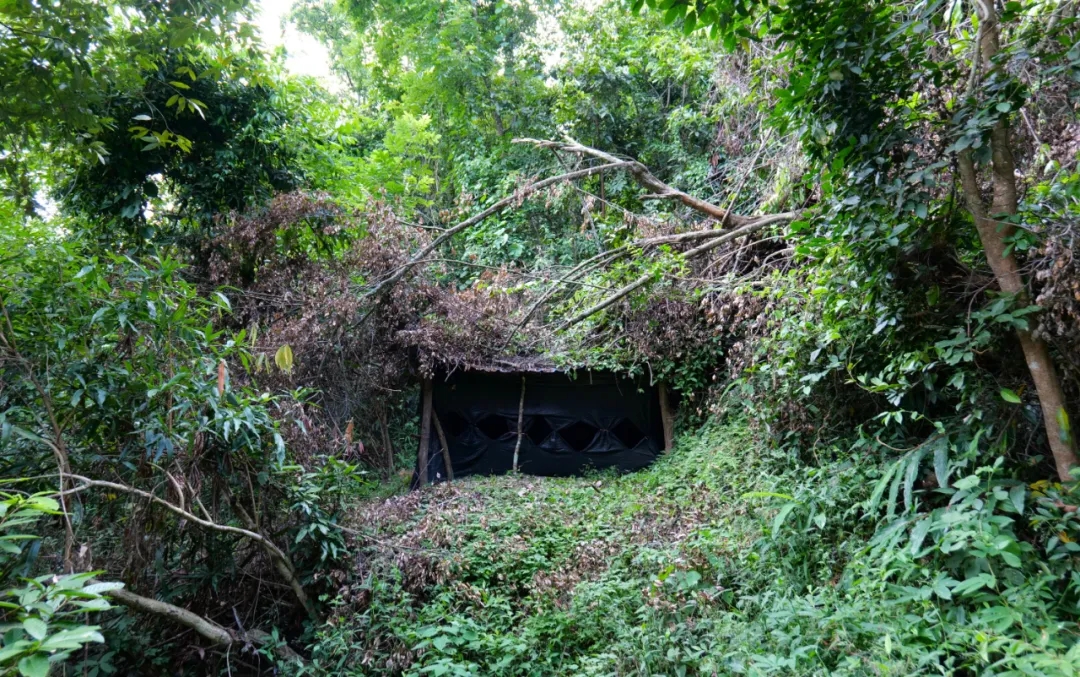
[1,0,1079,674]
[303,421,1080,675]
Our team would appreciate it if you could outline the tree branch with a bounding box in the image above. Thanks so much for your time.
[365,162,628,298]
[108,589,301,662]
[514,137,759,226]
[67,475,317,619]
[559,215,791,328]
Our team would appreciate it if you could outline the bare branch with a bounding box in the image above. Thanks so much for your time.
[67,475,317,619]
[507,223,797,343]
[109,589,234,645]
[108,589,302,662]
[514,137,759,226]
[560,215,791,329]
[366,162,628,298]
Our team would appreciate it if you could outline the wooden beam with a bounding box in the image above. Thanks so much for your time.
[658,383,675,452]
[418,378,433,485]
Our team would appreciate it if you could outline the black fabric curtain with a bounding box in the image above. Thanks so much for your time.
[421,370,664,481]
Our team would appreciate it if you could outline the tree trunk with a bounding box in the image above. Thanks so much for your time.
[432,413,454,481]
[417,378,433,485]
[658,382,675,452]
[958,0,1077,481]
[512,376,526,472]
[378,404,394,481]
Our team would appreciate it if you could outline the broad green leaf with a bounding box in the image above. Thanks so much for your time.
[868,459,900,513]
[932,438,949,489]
[1000,388,1022,404]
[909,518,931,555]
[903,449,926,511]
[17,654,49,677]
[22,618,47,641]
[1009,484,1025,515]
[953,475,980,491]
[275,345,294,373]
[932,576,955,600]
[771,502,797,537]
[25,496,59,513]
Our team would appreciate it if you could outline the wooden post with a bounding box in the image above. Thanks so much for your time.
[417,378,433,485]
[658,382,674,452]
[432,413,454,481]
[512,376,526,472]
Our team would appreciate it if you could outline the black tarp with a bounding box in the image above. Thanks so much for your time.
[421,369,664,481]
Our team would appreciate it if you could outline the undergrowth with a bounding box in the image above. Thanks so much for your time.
[291,420,1080,676]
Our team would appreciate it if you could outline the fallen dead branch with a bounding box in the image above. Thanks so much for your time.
[108,588,301,662]
[65,474,317,619]
[560,215,795,328]
[514,136,794,227]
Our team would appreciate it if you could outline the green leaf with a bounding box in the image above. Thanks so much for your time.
[932,438,949,489]
[771,502,797,537]
[909,518,931,555]
[868,459,900,513]
[274,345,294,373]
[953,475,980,491]
[886,460,904,520]
[168,25,195,49]
[39,627,104,651]
[1009,484,1025,515]
[903,449,926,511]
[932,576,955,600]
[17,654,49,677]
[22,618,47,641]
[1000,388,1022,404]
[682,11,697,33]
[978,605,1016,632]
[24,496,59,513]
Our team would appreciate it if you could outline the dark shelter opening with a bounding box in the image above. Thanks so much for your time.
[419,369,668,482]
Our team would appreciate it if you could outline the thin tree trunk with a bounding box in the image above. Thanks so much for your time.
[432,413,454,481]
[418,379,433,485]
[658,383,675,452]
[958,0,1077,481]
[378,404,393,481]
[512,377,526,472]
